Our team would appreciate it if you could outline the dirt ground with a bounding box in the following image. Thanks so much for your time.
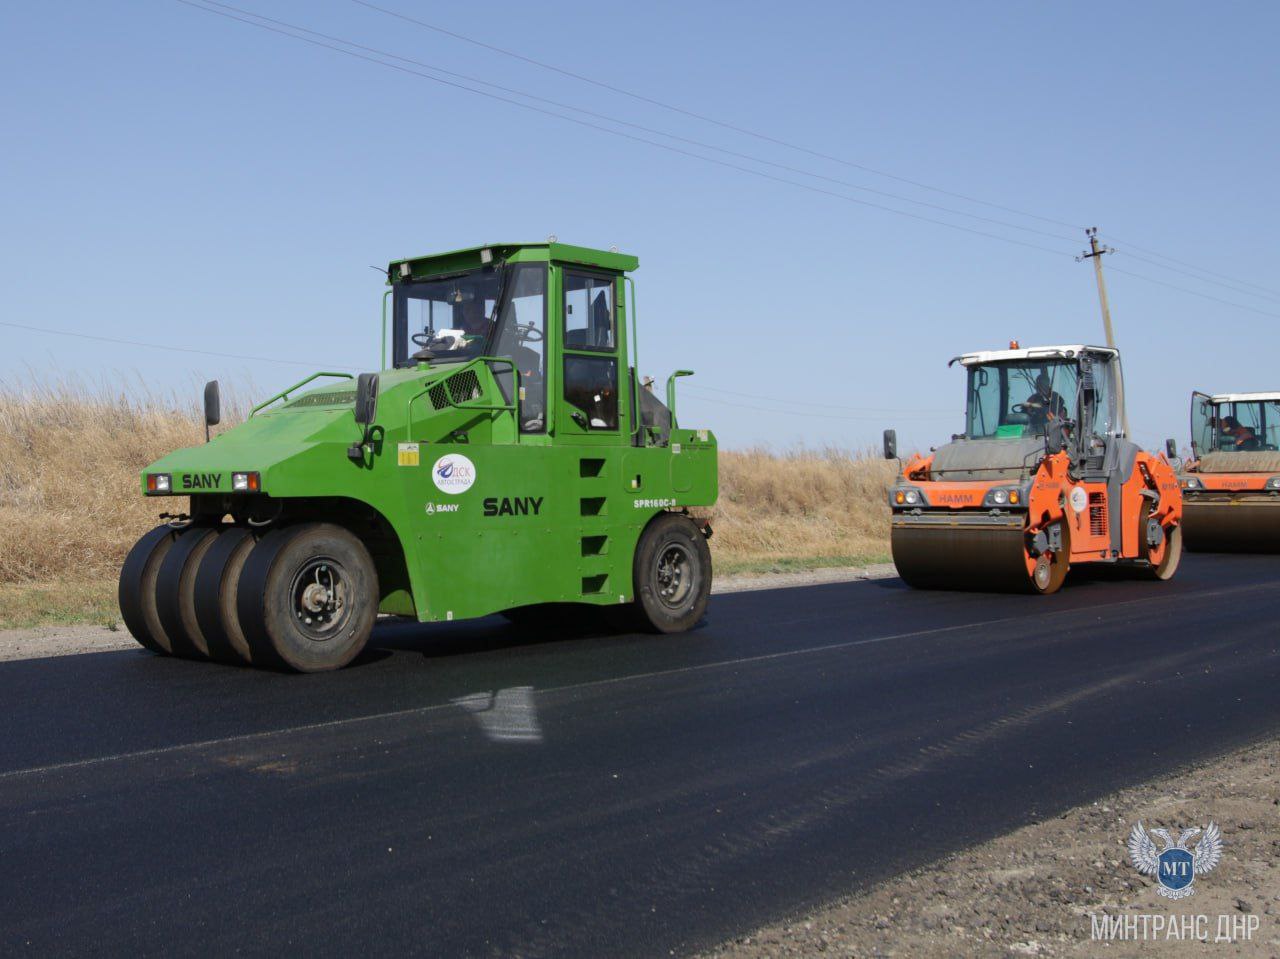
[701,738,1279,958]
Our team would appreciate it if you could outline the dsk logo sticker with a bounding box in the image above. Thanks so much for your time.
[432,454,477,495]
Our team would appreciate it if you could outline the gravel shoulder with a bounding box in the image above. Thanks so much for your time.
[700,737,1279,958]
[0,563,897,663]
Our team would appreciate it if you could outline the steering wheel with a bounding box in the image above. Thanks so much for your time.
[1011,402,1032,414]
[411,331,434,347]
[516,322,544,344]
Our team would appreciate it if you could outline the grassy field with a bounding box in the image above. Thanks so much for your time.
[0,383,894,629]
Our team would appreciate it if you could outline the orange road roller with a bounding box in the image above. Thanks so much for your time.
[1176,391,1280,551]
[885,343,1183,594]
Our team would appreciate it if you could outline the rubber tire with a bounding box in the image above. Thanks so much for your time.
[236,523,379,672]
[193,526,257,665]
[118,525,181,654]
[632,514,712,633]
[1141,502,1183,580]
[155,526,220,659]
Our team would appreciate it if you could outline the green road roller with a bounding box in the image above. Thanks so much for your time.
[119,242,718,671]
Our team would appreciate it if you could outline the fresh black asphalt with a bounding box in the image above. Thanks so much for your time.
[1,554,1278,956]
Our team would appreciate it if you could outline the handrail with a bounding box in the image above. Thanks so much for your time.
[406,355,518,432]
[381,289,391,371]
[250,372,355,416]
[666,369,694,425]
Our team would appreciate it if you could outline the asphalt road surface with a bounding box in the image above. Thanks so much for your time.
[2,554,1278,957]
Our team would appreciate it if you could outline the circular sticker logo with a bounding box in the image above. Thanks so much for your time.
[431,454,477,495]
[1069,485,1088,513]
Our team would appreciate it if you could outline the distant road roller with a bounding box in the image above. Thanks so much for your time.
[885,343,1182,594]
[119,242,718,671]
[1176,391,1280,551]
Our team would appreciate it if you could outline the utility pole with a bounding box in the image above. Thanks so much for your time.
[1077,227,1129,437]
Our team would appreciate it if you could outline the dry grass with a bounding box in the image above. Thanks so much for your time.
[715,448,895,574]
[0,382,893,628]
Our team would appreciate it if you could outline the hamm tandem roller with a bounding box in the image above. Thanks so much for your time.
[119,242,718,671]
[1177,391,1280,551]
[885,343,1183,594]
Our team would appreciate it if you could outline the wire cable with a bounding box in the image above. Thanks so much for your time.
[193,1,1079,244]
[682,382,953,415]
[175,0,1074,257]
[1114,250,1280,304]
[1100,234,1280,299]
[1,319,354,369]
[1103,267,1280,321]
[681,390,955,423]
[350,0,1085,233]
[353,0,1279,302]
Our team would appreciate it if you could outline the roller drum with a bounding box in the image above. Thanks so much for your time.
[891,521,1040,593]
[1182,501,1280,553]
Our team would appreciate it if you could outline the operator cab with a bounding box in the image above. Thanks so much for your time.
[957,345,1120,466]
[1191,392,1280,455]
[392,257,549,433]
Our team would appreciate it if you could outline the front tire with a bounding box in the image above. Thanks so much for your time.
[118,525,181,654]
[632,514,712,633]
[193,526,258,665]
[236,523,379,672]
[154,526,219,658]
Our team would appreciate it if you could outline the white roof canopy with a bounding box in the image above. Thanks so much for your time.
[953,344,1119,367]
[1205,392,1280,404]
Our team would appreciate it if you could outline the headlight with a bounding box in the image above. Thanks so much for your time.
[983,486,1024,507]
[146,473,171,494]
[232,471,261,492]
[891,488,924,507]
[1181,477,1202,490]
[1267,476,1280,489]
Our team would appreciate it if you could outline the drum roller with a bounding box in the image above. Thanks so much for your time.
[891,521,1057,593]
[1182,501,1280,552]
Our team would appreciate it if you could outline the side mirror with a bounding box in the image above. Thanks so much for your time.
[203,380,220,442]
[1045,419,1066,455]
[1165,437,1178,458]
[354,372,379,427]
[883,428,898,460]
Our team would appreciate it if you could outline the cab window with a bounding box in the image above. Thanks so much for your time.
[491,265,547,433]
[563,272,615,351]
[564,355,618,430]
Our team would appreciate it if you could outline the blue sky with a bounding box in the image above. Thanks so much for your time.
[2,0,1276,452]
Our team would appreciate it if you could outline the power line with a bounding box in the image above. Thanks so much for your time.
[681,390,954,423]
[1108,249,1280,304]
[175,0,1074,257]
[683,383,953,415]
[1101,233,1280,299]
[177,0,1280,325]
[350,0,1085,233]
[1,319,354,369]
[193,0,1077,245]
[1103,267,1280,321]
[353,0,1279,306]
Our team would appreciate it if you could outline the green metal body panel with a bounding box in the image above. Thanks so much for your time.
[140,243,718,622]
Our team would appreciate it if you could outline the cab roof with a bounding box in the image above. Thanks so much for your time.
[1204,391,1280,403]
[952,344,1119,367]
[388,242,638,280]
